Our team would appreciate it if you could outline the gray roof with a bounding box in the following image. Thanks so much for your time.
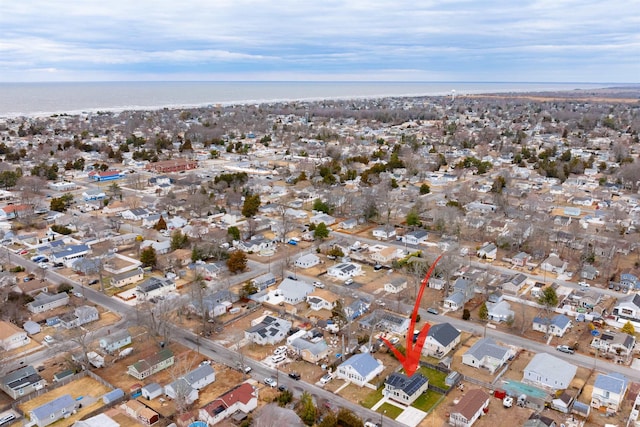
[137,277,173,293]
[338,353,380,378]
[246,315,291,338]
[1,365,41,389]
[444,291,465,305]
[291,337,328,356]
[184,364,214,387]
[101,329,131,345]
[427,323,460,347]
[278,278,313,299]
[594,372,627,394]
[465,337,508,361]
[142,382,162,393]
[406,229,428,239]
[52,244,89,258]
[525,353,577,385]
[112,267,144,282]
[31,394,75,420]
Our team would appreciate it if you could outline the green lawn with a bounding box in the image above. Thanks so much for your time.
[377,402,403,419]
[418,366,449,389]
[361,387,383,409]
[412,389,444,412]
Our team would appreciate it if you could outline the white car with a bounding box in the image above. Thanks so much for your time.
[578,281,590,288]
[264,377,277,388]
[313,281,325,288]
[320,373,334,384]
[44,335,54,344]
[271,354,286,364]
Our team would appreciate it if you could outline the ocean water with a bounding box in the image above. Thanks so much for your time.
[0,81,610,117]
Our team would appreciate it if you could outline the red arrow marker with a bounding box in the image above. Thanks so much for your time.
[380,254,443,376]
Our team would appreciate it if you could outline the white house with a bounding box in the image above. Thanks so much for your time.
[140,239,171,255]
[401,230,429,245]
[383,372,429,405]
[486,300,514,323]
[27,292,69,314]
[99,330,132,354]
[278,278,314,305]
[199,383,258,426]
[336,353,384,387]
[327,262,361,279]
[0,320,31,351]
[165,364,215,404]
[59,305,99,329]
[306,290,339,311]
[523,353,577,390]
[590,372,628,412]
[384,277,407,294]
[121,208,150,221]
[294,253,320,269]
[370,246,399,265]
[50,244,91,267]
[476,243,497,260]
[423,323,461,359]
[111,268,144,288]
[372,225,396,240]
[244,315,292,346]
[541,253,568,274]
[30,394,77,427]
[462,337,510,374]
[613,294,640,321]
[449,389,490,427]
[136,277,176,300]
[532,314,572,337]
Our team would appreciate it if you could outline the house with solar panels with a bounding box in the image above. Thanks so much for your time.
[383,372,429,405]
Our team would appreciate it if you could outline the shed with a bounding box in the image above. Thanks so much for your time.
[142,383,163,400]
[53,369,75,382]
[46,316,60,326]
[24,320,41,335]
[102,388,125,404]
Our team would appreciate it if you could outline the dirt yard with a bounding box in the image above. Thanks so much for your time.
[19,376,111,427]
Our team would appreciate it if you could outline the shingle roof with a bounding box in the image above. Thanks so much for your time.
[453,389,489,420]
[338,353,380,378]
[385,372,428,395]
[465,337,508,361]
[427,323,460,347]
[31,394,75,420]
[594,372,627,395]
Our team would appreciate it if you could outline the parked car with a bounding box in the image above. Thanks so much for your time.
[344,278,354,286]
[427,307,439,315]
[274,345,288,355]
[44,335,54,344]
[0,414,16,425]
[271,354,286,364]
[374,264,383,271]
[88,279,100,285]
[320,373,333,384]
[278,384,287,392]
[264,377,277,388]
[313,281,325,288]
[288,372,301,380]
[556,345,575,354]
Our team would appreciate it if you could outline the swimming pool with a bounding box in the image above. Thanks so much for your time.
[502,380,549,399]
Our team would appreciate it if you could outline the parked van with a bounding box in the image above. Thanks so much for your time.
[271,354,285,364]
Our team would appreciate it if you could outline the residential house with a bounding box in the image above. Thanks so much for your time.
[50,244,90,267]
[428,275,446,290]
[511,252,532,267]
[590,372,628,412]
[344,298,370,321]
[306,289,339,311]
[235,235,275,253]
[372,225,396,240]
[289,335,330,363]
[532,314,572,337]
[0,365,45,399]
[620,273,639,290]
[278,278,314,305]
[523,353,577,390]
[339,218,358,230]
[139,239,171,255]
[486,300,514,323]
[121,208,150,221]
[359,309,410,335]
[0,320,31,350]
[82,188,106,201]
[189,289,238,318]
[476,243,497,260]
[370,246,399,265]
[198,383,258,426]
[336,353,384,387]
[190,260,221,280]
[613,294,640,321]
[251,272,276,291]
[99,330,132,354]
[30,394,77,427]
[0,204,34,220]
[423,322,461,358]
[294,254,320,269]
[462,337,510,374]
[501,273,527,294]
[310,213,335,226]
[401,229,428,246]
[127,348,175,380]
[449,389,490,427]
[327,262,362,280]
[384,277,407,294]
[591,331,636,359]
[444,278,474,311]
[383,372,429,405]
[136,277,176,300]
[111,268,144,288]
[581,264,599,281]
[73,413,120,427]
[244,315,292,346]
[23,320,41,335]
[523,413,557,427]
[165,364,215,404]
[541,253,568,274]
[122,400,159,425]
[59,305,99,329]
[27,291,69,314]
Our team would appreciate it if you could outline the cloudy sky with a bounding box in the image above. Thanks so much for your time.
[1,0,638,82]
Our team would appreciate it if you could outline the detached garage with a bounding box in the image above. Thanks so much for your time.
[23,321,41,335]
